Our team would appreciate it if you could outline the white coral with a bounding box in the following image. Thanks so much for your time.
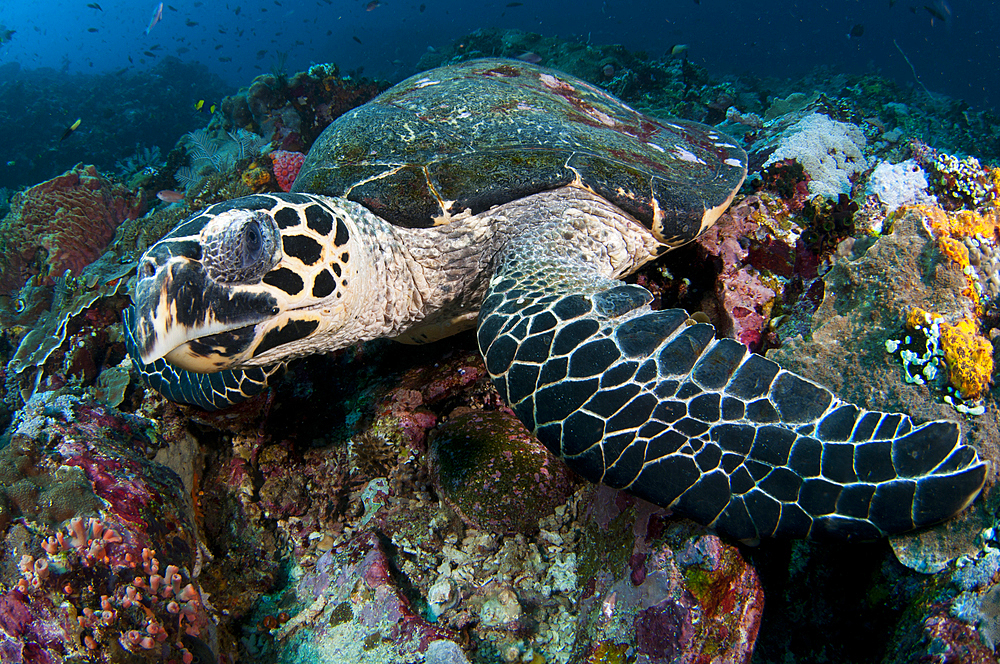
[764,112,868,199]
[867,159,937,212]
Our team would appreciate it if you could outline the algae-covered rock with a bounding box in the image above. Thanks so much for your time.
[769,208,998,572]
[429,409,576,535]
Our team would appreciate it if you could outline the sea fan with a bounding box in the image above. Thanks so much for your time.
[185,129,225,172]
[174,166,199,190]
[227,129,271,160]
[115,144,163,177]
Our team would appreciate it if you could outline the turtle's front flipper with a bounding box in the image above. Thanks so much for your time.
[477,234,988,540]
[123,306,281,410]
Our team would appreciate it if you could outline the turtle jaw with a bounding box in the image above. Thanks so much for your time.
[132,256,281,372]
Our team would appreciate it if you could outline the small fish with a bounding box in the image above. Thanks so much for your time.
[194,99,205,110]
[166,4,177,10]
[150,44,162,50]
[0,26,15,46]
[419,3,425,11]
[176,46,189,54]
[353,35,362,44]
[144,50,156,57]
[922,3,948,22]
[145,2,163,35]
[667,43,689,57]
[365,0,379,10]
[235,5,241,14]
[219,56,231,62]
[516,51,542,64]
[60,118,82,141]
[87,2,103,10]
[156,190,184,203]
[185,18,198,26]
[506,2,522,6]
[88,27,99,32]
[256,49,267,59]
[848,23,864,38]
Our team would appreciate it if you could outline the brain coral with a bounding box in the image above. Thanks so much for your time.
[0,164,142,295]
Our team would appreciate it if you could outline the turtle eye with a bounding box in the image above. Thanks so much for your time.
[242,219,263,266]
[201,208,280,284]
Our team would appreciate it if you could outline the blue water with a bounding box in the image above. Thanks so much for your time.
[1,0,996,109]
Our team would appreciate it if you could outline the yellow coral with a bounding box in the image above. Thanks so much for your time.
[906,307,940,330]
[917,204,1000,241]
[910,204,1000,310]
[937,236,969,267]
[586,642,631,664]
[939,318,994,400]
[241,161,272,192]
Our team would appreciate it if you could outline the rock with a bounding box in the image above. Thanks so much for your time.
[429,409,576,535]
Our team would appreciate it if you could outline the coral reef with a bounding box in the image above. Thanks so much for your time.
[430,410,575,535]
[755,158,810,212]
[912,140,999,211]
[241,159,274,193]
[800,193,859,253]
[0,392,210,663]
[940,317,995,402]
[0,165,142,295]
[217,63,388,154]
[2,30,1000,664]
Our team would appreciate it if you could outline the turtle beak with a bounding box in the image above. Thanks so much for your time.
[131,255,280,372]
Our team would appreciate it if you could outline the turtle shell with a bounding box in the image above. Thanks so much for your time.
[294,58,747,244]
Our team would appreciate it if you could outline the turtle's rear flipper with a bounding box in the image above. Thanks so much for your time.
[477,241,988,540]
[123,306,280,410]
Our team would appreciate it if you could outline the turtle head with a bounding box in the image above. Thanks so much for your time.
[131,193,369,372]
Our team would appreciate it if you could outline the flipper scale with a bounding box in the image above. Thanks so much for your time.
[478,241,988,540]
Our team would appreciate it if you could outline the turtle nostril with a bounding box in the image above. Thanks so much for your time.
[140,261,155,279]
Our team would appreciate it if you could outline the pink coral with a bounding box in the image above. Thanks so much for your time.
[270,150,305,192]
[0,164,143,294]
[696,199,777,349]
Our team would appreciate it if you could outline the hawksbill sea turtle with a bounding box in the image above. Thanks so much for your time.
[124,59,988,541]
